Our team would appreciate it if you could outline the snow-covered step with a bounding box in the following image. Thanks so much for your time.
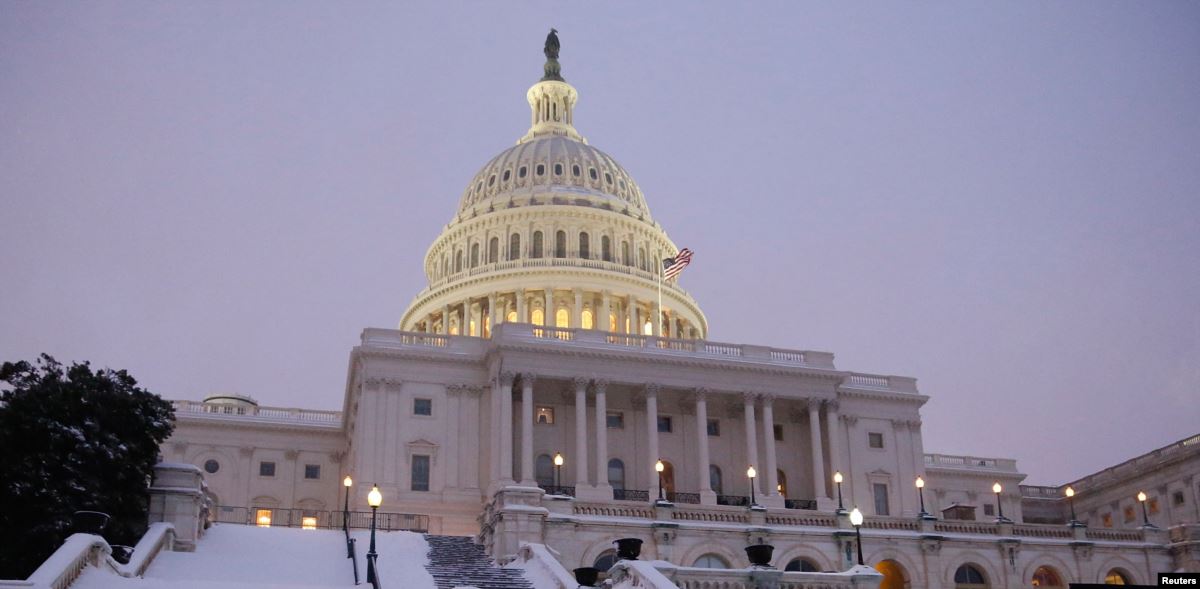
[424,535,532,589]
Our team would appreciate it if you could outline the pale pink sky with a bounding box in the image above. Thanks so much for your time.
[1,3,1197,485]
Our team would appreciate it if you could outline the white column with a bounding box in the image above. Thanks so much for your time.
[442,304,451,334]
[488,293,498,334]
[516,289,526,324]
[694,390,714,503]
[573,288,583,329]
[652,300,662,336]
[808,399,828,500]
[500,373,515,483]
[627,294,637,334]
[601,291,611,332]
[574,378,589,486]
[743,393,760,498]
[593,381,610,490]
[826,400,843,478]
[667,311,677,339]
[521,374,536,486]
[645,384,660,501]
[461,298,471,336]
[544,288,553,327]
[762,395,779,497]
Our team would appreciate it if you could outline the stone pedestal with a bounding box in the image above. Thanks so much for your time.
[488,486,549,563]
[147,463,208,551]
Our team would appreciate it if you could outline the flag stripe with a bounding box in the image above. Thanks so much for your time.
[662,248,693,280]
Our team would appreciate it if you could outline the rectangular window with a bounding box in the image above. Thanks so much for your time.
[606,411,624,429]
[1123,506,1135,523]
[413,398,433,416]
[873,483,890,515]
[1102,513,1113,527]
[657,416,672,433]
[304,464,321,480]
[255,509,273,527]
[301,516,318,530]
[868,432,884,449]
[259,461,276,477]
[1174,491,1186,506]
[535,406,555,424]
[411,455,430,491]
[1149,498,1159,515]
[707,419,720,436]
[983,504,995,516]
[774,424,784,441]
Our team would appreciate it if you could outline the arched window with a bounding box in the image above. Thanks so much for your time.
[642,319,653,336]
[535,163,545,176]
[535,454,554,487]
[555,230,567,258]
[785,558,819,572]
[875,560,907,589]
[608,459,625,490]
[554,163,563,176]
[709,465,723,495]
[531,308,545,326]
[602,236,612,261]
[692,554,729,569]
[593,550,617,573]
[455,250,463,273]
[470,243,480,268]
[609,312,617,332]
[579,232,590,258]
[581,308,594,329]
[509,233,520,260]
[1031,566,1064,587]
[532,231,544,258]
[506,310,517,323]
[1104,569,1130,585]
[777,470,788,496]
[555,308,569,328]
[488,237,498,264]
[954,564,988,588]
[572,164,581,177]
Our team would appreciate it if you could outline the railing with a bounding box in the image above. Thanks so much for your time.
[1020,485,1064,499]
[671,509,748,524]
[765,513,838,527]
[573,503,656,519]
[613,489,649,502]
[862,517,921,531]
[1086,528,1144,542]
[716,495,749,507]
[213,506,429,532]
[1067,433,1200,491]
[538,484,576,497]
[1012,524,1073,539]
[933,521,1000,535]
[924,453,1019,472]
[667,492,700,504]
[171,400,341,426]
[784,499,817,510]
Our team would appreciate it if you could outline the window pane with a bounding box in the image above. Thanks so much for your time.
[873,483,889,515]
[707,419,720,436]
[535,406,555,424]
[657,416,672,433]
[608,459,625,490]
[304,464,320,479]
[535,455,554,486]
[868,433,884,448]
[414,398,433,416]
[606,412,624,429]
[259,462,275,477]
[412,455,430,491]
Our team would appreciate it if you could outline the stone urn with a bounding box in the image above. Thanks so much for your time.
[614,537,643,560]
[573,567,600,587]
[745,544,775,567]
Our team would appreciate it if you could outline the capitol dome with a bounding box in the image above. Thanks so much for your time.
[401,32,706,340]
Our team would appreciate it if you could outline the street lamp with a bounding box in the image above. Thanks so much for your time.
[849,507,865,566]
[1137,491,1155,528]
[366,484,382,584]
[993,482,1009,523]
[747,466,758,507]
[915,476,928,519]
[1065,486,1079,526]
[655,460,666,502]
[833,471,845,513]
[342,475,353,532]
[554,452,564,494]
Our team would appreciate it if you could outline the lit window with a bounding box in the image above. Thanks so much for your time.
[606,412,624,429]
[642,320,653,335]
[1031,566,1063,587]
[301,516,318,530]
[304,464,321,480]
[1102,513,1113,527]
[657,416,672,433]
[203,459,220,474]
[1123,506,1135,523]
[536,406,555,424]
[256,509,272,527]
[1149,498,1160,515]
[1105,570,1130,584]
[609,312,617,332]
[414,398,433,416]
[868,432,884,449]
[707,419,720,436]
[412,455,430,491]
[555,308,569,328]
[259,462,276,477]
[774,424,784,441]
[581,309,594,329]
[507,310,517,323]
[531,308,545,326]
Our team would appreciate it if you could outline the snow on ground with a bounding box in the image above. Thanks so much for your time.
[71,523,434,589]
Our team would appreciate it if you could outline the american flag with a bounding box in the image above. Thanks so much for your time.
[662,248,693,281]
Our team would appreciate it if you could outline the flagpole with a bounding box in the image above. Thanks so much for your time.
[657,256,663,338]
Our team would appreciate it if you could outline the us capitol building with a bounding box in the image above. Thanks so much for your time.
[162,33,1199,588]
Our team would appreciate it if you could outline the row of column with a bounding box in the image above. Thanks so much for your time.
[420,289,698,339]
[493,374,842,503]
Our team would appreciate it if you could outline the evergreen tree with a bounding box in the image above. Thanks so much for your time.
[0,354,174,578]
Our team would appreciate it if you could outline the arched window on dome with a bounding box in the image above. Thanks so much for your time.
[509,233,520,261]
[531,308,545,326]
[572,164,581,177]
[532,232,544,258]
[535,163,545,176]
[621,241,631,266]
[555,308,569,329]
[488,238,498,264]
[554,163,563,176]
[602,236,611,262]
[555,231,567,258]
[581,308,594,330]
[455,250,463,273]
[470,244,480,268]
[579,233,590,259]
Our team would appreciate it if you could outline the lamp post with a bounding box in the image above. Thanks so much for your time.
[655,460,666,502]
[554,452,564,494]
[1137,491,1155,528]
[834,471,845,514]
[849,507,864,566]
[915,476,928,519]
[366,484,382,585]
[342,475,353,531]
[993,482,1009,523]
[1065,486,1079,526]
[747,466,758,507]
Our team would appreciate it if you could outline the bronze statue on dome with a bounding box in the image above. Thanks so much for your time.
[541,28,563,82]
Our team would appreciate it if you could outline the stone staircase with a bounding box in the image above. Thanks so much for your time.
[424,535,533,589]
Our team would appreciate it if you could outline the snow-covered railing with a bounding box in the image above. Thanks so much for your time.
[610,561,884,589]
[0,533,115,589]
[924,453,1019,472]
[120,523,175,578]
[507,543,577,589]
[171,400,341,426]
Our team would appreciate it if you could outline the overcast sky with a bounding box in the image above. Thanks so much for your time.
[2,2,1197,485]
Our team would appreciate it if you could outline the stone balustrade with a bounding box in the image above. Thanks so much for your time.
[171,400,341,427]
[924,453,1019,472]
